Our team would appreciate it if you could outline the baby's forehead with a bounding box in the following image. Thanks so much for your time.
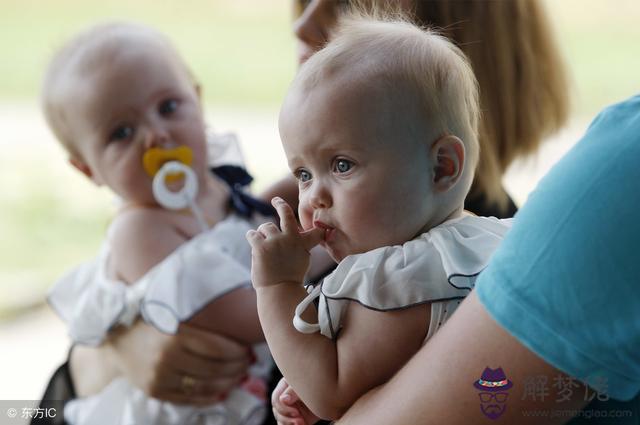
[47,27,189,131]
[292,70,428,133]
[301,62,423,106]
[70,29,177,77]
[52,31,191,112]
[282,73,433,156]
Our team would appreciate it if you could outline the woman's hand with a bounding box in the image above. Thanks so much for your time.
[107,320,251,405]
[272,378,320,425]
[246,197,324,288]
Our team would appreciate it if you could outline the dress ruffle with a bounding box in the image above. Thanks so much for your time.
[64,377,268,425]
[49,131,263,345]
[48,215,256,345]
[294,215,512,339]
[48,132,273,425]
[207,131,246,168]
[50,214,272,425]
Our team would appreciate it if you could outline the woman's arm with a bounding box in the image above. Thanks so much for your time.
[106,320,250,405]
[70,308,252,405]
[70,317,252,405]
[70,296,255,405]
[338,291,589,424]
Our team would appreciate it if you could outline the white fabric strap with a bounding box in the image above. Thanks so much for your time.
[119,281,148,327]
[293,284,322,334]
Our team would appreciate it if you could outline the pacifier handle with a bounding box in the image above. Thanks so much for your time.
[152,161,208,232]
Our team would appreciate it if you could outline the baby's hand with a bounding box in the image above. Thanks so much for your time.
[272,378,319,425]
[246,197,324,288]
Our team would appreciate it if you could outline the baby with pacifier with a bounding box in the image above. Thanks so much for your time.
[42,21,272,425]
[246,15,513,423]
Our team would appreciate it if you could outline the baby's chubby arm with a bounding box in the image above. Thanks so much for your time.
[72,210,257,402]
[247,198,429,420]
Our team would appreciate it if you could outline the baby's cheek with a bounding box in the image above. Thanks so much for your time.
[298,205,313,231]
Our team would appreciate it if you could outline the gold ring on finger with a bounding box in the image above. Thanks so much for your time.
[181,375,197,395]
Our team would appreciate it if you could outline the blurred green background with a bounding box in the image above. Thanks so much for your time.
[1,0,639,318]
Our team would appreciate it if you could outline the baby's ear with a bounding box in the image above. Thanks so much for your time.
[430,135,465,192]
[69,156,101,185]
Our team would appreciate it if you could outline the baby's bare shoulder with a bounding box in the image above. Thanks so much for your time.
[108,208,185,283]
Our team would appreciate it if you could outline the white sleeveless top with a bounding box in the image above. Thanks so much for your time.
[48,133,273,425]
[293,214,513,342]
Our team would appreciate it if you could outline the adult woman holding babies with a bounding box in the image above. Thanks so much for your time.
[42,0,570,423]
[280,4,638,425]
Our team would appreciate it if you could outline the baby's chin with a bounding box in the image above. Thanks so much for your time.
[327,239,401,263]
[322,240,373,263]
[320,241,345,263]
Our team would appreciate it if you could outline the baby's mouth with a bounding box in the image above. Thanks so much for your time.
[313,220,335,242]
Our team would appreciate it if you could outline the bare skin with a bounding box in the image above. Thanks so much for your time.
[62,26,264,403]
[337,291,589,424]
[248,199,430,420]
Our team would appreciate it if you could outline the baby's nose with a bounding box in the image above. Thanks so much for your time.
[144,125,171,149]
[308,182,332,209]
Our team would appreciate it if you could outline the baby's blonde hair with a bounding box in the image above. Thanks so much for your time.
[293,0,569,213]
[293,12,480,193]
[41,21,194,158]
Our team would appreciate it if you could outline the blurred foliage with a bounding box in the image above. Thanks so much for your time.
[0,0,296,315]
[1,0,639,316]
[0,0,638,112]
[549,0,640,117]
[0,0,297,105]
[0,143,112,311]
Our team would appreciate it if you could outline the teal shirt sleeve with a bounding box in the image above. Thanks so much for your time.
[476,95,640,402]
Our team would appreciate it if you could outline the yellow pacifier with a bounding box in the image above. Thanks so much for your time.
[142,146,208,232]
[142,146,193,182]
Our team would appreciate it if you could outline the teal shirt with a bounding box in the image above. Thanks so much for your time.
[476,96,640,422]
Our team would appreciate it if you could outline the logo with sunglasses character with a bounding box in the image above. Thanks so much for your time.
[474,367,513,419]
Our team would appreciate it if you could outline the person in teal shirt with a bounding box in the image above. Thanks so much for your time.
[335,95,640,424]
[476,94,640,402]
[474,95,640,422]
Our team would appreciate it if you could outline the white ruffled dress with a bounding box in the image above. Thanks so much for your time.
[48,133,273,425]
[293,214,513,341]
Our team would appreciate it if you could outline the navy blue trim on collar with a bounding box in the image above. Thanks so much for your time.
[211,165,276,218]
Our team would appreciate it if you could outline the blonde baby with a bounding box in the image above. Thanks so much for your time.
[43,21,272,425]
[247,15,511,423]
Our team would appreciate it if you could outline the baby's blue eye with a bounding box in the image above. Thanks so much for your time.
[159,99,178,115]
[110,125,134,142]
[334,159,353,174]
[296,169,312,182]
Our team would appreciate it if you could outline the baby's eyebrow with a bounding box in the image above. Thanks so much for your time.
[286,155,301,169]
[317,142,366,154]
